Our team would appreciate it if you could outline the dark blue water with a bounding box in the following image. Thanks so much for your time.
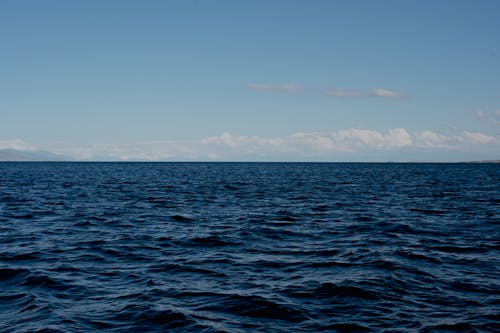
[0,162,499,332]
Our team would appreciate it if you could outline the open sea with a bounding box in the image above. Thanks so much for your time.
[0,162,499,332]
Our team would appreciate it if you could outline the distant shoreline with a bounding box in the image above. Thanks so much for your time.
[1,160,499,163]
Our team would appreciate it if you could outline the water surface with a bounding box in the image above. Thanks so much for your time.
[0,162,499,332]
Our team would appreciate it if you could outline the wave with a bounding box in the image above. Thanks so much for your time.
[0,162,498,332]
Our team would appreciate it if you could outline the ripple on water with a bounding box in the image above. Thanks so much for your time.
[0,162,499,332]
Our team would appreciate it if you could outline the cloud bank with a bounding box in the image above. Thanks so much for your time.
[37,128,498,161]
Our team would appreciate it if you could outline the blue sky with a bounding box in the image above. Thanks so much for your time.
[1,0,499,161]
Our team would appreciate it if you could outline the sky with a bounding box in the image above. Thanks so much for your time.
[1,0,499,161]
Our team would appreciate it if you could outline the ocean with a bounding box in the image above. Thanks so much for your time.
[0,162,499,332]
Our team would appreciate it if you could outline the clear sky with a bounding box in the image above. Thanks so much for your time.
[1,0,499,161]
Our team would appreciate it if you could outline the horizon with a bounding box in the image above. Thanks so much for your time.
[0,148,499,164]
[1,1,499,161]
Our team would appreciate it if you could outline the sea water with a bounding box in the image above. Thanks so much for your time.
[0,162,499,332]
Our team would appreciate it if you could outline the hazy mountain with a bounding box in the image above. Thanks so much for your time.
[0,149,69,161]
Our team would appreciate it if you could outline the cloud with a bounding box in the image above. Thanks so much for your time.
[48,128,498,161]
[199,129,495,159]
[334,128,412,149]
[202,132,288,153]
[290,132,343,152]
[247,83,302,93]
[247,83,406,99]
[414,131,451,148]
[475,109,500,126]
[370,88,405,99]
[323,88,406,99]
[289,128,413,153]
[462,131,496,144]
[413,130,497,149]
[0,139,36,151]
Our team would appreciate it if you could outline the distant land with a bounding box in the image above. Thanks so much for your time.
[0,148,498,163]
[0,149,69,161]
[466,160,500,163]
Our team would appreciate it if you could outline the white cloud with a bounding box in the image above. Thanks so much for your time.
[290,132,344,152]
[247,84,407,99]
[204,129,419,155]
[370,88,405,99]
[202,132,289,153]
[46,128,498,161]
[202,132,239,147]
[414,131,451,148]
[323,88,406,99]
[413,130,497,148]
[332,128,412,150]
[462,131,496,144]
[247,83,302,93]
[0,139,36,151]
